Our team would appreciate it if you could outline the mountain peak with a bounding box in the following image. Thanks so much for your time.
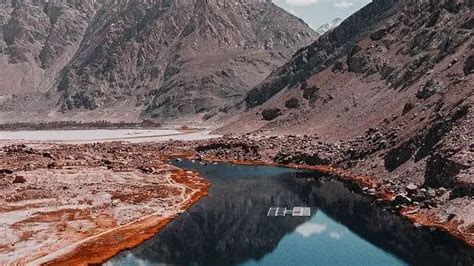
[316,17,343,35]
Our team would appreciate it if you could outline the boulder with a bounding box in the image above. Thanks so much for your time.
[424,189,437,199]
[262,108,282,121]
[0,169,13,175]
[42,152,54,159]
[370,27,388,41]
[412,192,426,202]
[416,79,443,100]
[447,213,456,221]
[402,102,415,115]
[406,183,418,194]
[366,188,377,196]
[13,176,26,184]
[392,194,412,205]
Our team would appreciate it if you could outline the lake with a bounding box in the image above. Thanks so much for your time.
[107,160,474,265]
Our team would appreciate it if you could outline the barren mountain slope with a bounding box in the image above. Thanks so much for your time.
[219,0,473,234]
[0,0,317,123]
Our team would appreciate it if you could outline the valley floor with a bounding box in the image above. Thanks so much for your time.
[0,131,472,264]
[0,142,209,265]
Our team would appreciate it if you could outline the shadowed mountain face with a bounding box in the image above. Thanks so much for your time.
[228,0,472,133]
[0,0,317,122]
[108,161,474,266]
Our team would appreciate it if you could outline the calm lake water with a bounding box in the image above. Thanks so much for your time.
[107,161,474,266]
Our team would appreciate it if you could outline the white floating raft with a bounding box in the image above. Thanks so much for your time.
[267,207,311,217]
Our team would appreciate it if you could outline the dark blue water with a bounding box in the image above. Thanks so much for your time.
[107,161,474,266]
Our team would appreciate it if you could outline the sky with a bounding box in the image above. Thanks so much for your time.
[273,0,371,30]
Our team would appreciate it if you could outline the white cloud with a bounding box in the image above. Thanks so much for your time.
[285,0,318,7]
[329,231,343,240]
[295,222,327,237]
[334,0,354,8]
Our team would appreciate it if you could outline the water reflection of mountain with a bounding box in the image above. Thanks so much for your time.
[281,177,474,265]
[109,162,474,265]
[114,163,315,265]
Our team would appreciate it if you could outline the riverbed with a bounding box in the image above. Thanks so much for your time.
[0,129,219,143]
[107,160,474,265]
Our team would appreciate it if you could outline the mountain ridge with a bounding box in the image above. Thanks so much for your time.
[216,0,473,233]
[316,17,342,35]
[0,0,317,123]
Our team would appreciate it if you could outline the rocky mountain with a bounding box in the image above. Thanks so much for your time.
[219,0,473,231]
[316,17,342,35]
[0,0,317,123]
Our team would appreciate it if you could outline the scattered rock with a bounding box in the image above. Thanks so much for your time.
[370,27,389,41]
[139,166,155,174]
[42,152,54,159]
[437,187,447,196]
[102,159,113,165]
[13,176,26,184]
[0,169,14,175]
[447,213,456,221]
[412,192,426,202]
[406,183,418,194]
[404,208,420,215]
[392,194,412,205]
[424,189,437,199]
[367,188,377,195]
[416,79,443,100]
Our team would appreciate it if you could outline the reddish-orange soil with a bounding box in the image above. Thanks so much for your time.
[0,142,210,265]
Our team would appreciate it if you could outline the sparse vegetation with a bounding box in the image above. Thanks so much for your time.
[285,98,299,109]
[262,108,282,121]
